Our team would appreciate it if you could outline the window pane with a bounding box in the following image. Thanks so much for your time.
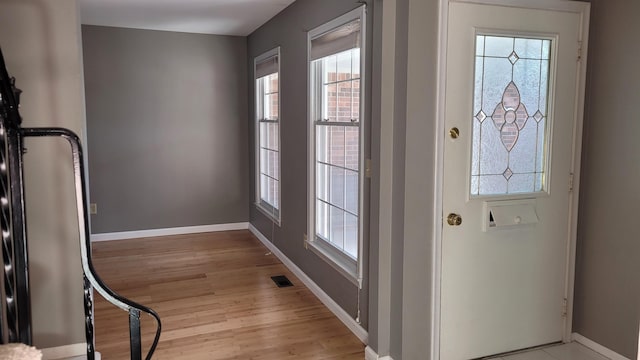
[330,206,344,250]
[484,36,513,57]
[482,57,512,113]
[260,149,278,179]
[344,213,358,259]
[344,127,359,170]
[336,50,352,81]
[513,59,541,114]
[323,83,337,121]
[536,118,546,173]
[471,35,551,196]
[509,119,536,174]
[474,57,483,115]
[316,126,328,163]
[268,149,279,180]
[316,163,329,202]
[479,119,508,175]
[266,72,278,93]
[337,80,352,122]
[259,148,268,175]
[265,93,279,120]
[270,177,279,208]
[269,123,279,151]
[476,35,485,56]
[351,79,360,121]
[345,169,358,215]
[479,174,507,194]
[329,166,345,209]
[323,55,337,84]
[514,38,543,59]
[260,174,269,203]
[260,122,267,148]
[352,48,360,77]
[508,173,534,193]
[327,126,345,167]
[316,201,329,239]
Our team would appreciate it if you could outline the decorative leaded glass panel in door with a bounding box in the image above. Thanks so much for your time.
[471,35,552,196]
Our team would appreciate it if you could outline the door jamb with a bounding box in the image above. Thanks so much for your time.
[431,1,590,358]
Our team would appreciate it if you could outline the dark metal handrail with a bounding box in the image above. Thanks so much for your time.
[0,47,161,359]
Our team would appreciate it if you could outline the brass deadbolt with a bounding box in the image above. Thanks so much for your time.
[447,213,462,226]
[449,127,460,139]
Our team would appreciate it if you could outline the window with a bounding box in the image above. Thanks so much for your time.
[307,7,365,285]
[471,35,552,196]
[255,48,281,223]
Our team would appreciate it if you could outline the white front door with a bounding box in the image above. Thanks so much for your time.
[441,2,588,359]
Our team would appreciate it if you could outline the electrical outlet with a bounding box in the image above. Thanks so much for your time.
[89,203,97,215]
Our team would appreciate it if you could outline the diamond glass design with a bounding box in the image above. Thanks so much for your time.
[533,110,544,122]
[491,82,528,151]
[508,51,519,64]
[470,35,552,196]
[503,168,513,180]
[475,110,487,122]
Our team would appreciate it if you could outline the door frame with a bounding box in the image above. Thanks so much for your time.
[431,0,590,358]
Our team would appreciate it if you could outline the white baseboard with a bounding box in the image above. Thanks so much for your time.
[91,222,249,241]
[41,343,101,360]
[365,345,395,360]
[572,333,630,360]
[248,224,368,344]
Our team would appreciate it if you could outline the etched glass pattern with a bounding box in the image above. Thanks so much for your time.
[471,35,551,196]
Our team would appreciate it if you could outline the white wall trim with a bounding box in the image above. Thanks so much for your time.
[91,222,249,242]
[365,345,395,360]
[572,333,631,360]
[248,224,368,344]
[41,343,101,360]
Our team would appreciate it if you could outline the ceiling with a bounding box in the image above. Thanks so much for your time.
[79,0,297,36]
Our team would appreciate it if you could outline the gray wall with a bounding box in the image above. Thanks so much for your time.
[0,0,87,348]
[400,0,439,358]
[247,0,374,329]
[573,0,640,357]
[368,0,409,357]
[390,1,409,357]
[82,26,248,233]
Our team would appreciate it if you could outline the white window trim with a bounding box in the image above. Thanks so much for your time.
[306,6,366,288]
[254,47,282,225]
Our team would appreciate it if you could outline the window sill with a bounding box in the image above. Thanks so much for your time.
[255,202,281,226]
[306,237,361,288]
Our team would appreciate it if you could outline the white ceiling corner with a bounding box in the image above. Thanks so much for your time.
[79,0,297,36]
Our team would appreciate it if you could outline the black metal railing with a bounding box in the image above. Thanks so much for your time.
[0,47,161,359]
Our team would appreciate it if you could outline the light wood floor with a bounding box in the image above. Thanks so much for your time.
[91,230,365,359]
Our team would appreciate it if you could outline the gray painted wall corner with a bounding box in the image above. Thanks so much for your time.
[82,26,249,234]
[573,0,640,357]
[400,0,440,358]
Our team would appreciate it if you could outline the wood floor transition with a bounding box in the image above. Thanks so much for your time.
[92,230,365,359]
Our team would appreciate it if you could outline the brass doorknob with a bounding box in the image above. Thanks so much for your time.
[447,213,462,226]
[449,127,460,139]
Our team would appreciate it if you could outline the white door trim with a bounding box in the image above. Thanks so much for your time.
[431,0,590,358]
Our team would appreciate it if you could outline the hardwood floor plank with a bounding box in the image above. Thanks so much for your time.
[92,230,365,359]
